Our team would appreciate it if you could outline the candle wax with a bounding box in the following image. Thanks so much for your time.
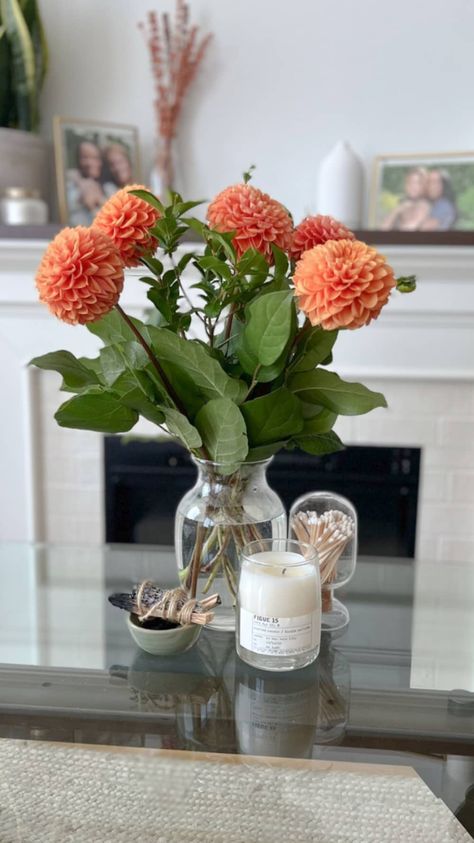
[239,551,318,617]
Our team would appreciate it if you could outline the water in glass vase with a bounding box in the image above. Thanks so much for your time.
[174,459,287,633]
[176,515,287,631]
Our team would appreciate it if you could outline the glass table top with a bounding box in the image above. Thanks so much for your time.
[0,543,473,821]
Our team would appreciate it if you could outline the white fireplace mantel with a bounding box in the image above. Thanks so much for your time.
[3,239,474,379]
[1,237,474,557]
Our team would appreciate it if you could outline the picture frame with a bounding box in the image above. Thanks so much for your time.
[369,151,474,231]
[53,116,141,225]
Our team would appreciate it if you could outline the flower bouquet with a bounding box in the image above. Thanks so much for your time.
[31,176,415,629]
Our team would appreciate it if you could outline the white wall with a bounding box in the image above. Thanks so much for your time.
[38,0,474,220]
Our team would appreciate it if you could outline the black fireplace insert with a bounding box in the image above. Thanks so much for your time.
[104,438,420,558]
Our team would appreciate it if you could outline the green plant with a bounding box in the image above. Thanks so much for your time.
[0,0,48,131]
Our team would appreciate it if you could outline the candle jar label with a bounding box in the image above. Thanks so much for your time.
[239,609,319,657]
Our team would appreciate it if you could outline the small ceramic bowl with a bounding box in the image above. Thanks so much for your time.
[127,614,201,656]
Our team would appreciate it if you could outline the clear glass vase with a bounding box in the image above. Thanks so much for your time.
[175,459,287,633]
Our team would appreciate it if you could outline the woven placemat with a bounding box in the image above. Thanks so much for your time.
[0,739,469,842]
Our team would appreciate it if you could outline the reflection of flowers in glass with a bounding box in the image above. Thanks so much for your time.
[207,184,293,261]
[35,227,124,325]
[294,239,395,330]
[93,184,160,267]
[290,215,355,261]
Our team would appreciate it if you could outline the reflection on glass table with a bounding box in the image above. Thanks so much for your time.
[0,542,473,829]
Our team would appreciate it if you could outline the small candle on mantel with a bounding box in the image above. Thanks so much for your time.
[236,541,321,672]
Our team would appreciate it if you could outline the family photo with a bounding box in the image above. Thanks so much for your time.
[54,118,140,225]
[370,153,474,231]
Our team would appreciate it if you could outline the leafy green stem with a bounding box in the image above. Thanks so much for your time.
[169,254,206,327]
[245,365,262,400]
[114,303,195,428]
[223,302,238,342]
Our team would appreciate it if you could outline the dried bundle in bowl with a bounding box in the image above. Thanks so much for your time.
[109,581,220,627]
[291,510,355,585]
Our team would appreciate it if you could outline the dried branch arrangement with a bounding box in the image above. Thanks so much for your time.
[291,510,355,586]
[138,1,212,190]
[109,581,220,627]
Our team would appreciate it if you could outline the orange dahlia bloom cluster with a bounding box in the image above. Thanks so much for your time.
[36,186,159,325]
[207,183,293,261]
[36,227,124,325]
[290,214,355,261]
[294,239,395,330]
[93,184,160,268]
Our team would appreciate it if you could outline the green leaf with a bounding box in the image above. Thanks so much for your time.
[116,384,165,426]
[197,255,232,280]
[78,356,103,377]
[246,441,288,461]
[195,398,248,464]
[99,342,149,387]
[147,326,247,417]
[177,252,196,273]
[241,387,304,447]
[112,370,158,402]
[291,430,345,456]
[240,291,294,368]
[29,350,100,391]
[140,255,164,276]
[242,164,256,184]
[238,342,288,383]
[129,188,165,215]
[299,406,337,434]
[237,248,269,276]
[291,328,338,373]
[55,391,138,433]
[396,274,417,293]
[271,244,289,278]
[205,229,236,262]
[173,199,206,216]
[114,374,201,449]
[185,217,206,238]
[161,408,202,450]
[288,369,387,416]
[87,311,152,346]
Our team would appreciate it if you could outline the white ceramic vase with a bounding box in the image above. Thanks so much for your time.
[317,140,364,229]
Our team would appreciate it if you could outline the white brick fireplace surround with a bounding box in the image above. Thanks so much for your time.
[1,240,474,563]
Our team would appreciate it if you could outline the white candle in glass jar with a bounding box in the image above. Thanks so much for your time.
[237,549,321,664]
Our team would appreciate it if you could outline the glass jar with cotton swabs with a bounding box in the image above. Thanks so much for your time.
[289,493,357,633]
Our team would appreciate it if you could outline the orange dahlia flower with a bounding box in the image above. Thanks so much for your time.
[92,184,160,268]
[294,239,395,330]
[207,183,293,261]
[36,227,124,325]
[290,214,355,261]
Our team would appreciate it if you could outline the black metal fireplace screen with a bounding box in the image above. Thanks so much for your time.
[104,438,420,558]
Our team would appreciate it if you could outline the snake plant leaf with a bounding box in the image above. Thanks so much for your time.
[1,0,36,130]
[0,24,14,125]
[21,0,48,94]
